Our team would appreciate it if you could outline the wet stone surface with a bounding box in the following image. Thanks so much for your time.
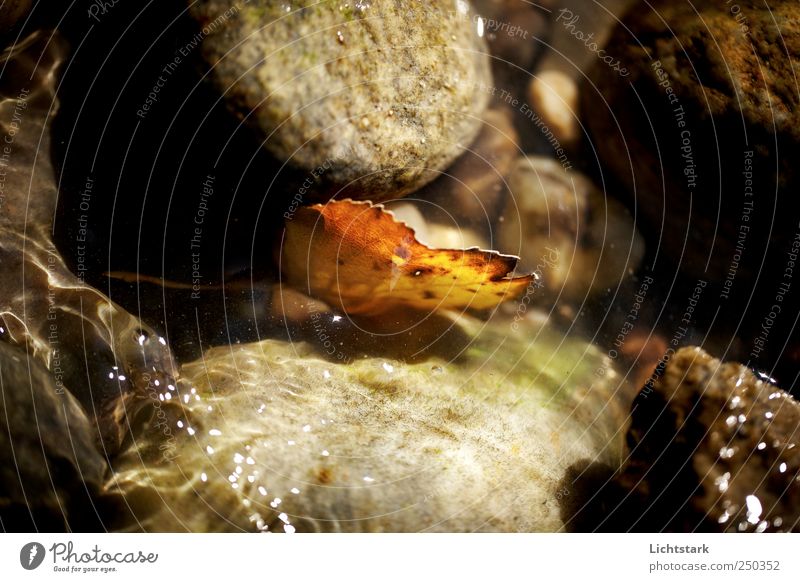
[191,0,492,200]
[0,33,181,454]
[562,347,800,532]
[108,316,632,532]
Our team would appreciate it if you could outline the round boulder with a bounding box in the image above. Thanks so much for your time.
[191,0,493,200]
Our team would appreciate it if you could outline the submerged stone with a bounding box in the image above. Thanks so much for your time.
[0,32,180,453]
[564,347,800,532]
[109,314,634,532]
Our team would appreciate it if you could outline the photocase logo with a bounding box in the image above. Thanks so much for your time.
[20,542,46,570]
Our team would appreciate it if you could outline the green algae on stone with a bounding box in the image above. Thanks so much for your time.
[108,315,633,532]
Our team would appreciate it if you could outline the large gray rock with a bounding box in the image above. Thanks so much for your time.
[582,0,800,284]
[108,315,635,532]
[190,0,492,200]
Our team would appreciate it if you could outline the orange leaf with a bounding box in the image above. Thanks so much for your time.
[281,199,533,316]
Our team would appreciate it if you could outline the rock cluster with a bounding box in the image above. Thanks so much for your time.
[191,0,493,200]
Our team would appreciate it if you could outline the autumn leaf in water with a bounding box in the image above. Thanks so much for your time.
[281,199,533,316]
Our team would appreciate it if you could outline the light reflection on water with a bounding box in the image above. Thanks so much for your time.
[108,313,634,532]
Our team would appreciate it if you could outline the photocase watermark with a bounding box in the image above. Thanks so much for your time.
[45,242,66,396]
[720,150,754,300]
[189,174,215,299]
[725,0,751,37]
[639,279,707,398]
[412,6,537,40]
[20,540,159,573]
[20,542,46,570]
[75,174,94,284]
[471,80,572,171]
[476,14,530,39]
[556,8,629,77]
[141,371,179,462]
[651,60,697,191]
[0,87,29,215]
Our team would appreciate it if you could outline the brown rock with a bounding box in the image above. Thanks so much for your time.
[565,347,800,532]
[582,0,800,284]
[0,0,31,37]
[499,155,644,301]
[0,343,107,531]
[472,0,550,87]
[528,70,579,147]
[413,106,519,229]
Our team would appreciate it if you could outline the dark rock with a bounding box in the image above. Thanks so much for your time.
[413,106,519,231]
[499,155,644,301]
[0,0,31,38]
[0,342,107,531]
[582,0,800,285]
[556,459,619,533]
[473,0,550,88]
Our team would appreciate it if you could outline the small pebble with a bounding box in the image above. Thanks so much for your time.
[528,70,579,146]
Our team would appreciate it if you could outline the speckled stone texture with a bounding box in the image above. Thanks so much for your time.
[564,347,800,532]
[190,0,492,200]
[582,0,800,283]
